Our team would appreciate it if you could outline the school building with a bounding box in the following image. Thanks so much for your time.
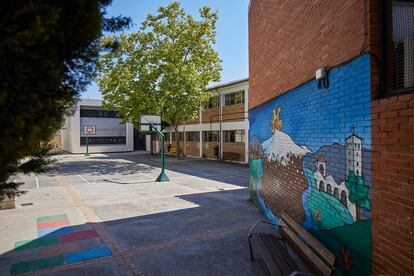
[163,78,249,163]
[59,99,135,154]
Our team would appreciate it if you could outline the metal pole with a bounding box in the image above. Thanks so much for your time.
[85,134,89,156]
[215,89,222,160]
[154,114,169,182]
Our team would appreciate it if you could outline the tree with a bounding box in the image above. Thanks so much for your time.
[97,2,222,157]
[0,1,131,199]
[345,171,371,220]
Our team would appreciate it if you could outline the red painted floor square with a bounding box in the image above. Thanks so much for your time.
[37,219,70,230]
[60,229,98,244]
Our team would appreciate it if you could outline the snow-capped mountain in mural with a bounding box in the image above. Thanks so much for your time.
[262,129,312,165]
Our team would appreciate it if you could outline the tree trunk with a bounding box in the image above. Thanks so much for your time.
[355,202,360,221]
[150,133,154,155]
[175,128,180,158]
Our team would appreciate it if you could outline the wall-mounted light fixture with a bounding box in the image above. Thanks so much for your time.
[316,67,329,89]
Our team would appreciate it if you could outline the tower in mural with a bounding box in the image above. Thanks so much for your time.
[345,130,363,177]
[316,155,326,176]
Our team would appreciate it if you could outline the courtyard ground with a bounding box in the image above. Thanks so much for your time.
[0,152,269,275]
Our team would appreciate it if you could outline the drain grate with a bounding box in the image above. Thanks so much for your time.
[21,203,34,206]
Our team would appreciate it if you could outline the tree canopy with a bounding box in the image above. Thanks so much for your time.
[345,171,371,220]
[97,2,222,138]
[0,0,130,198]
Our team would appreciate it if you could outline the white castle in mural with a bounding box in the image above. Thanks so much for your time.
[313,134,362,222]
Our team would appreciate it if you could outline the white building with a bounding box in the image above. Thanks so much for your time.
[60,99,134,154]
[345,134,363,177]
[313,154,357,221]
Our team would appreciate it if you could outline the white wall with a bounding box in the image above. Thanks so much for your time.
[61,99,134,154]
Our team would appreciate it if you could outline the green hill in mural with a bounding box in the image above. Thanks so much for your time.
[303,168,353,230]
[310,220,371,276]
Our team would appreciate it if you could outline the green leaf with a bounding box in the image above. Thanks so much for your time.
[360,198,371,210]
[96,1,222,134]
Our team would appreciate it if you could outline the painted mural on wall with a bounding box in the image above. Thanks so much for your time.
[249,54,372,275]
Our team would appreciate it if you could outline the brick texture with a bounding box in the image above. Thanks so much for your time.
[185,142,200,157]
[202,142,219,159]
[249,0,366,109]
[371,92,414,275]
[222,104,245,122]
[249,0,414,275]
[201,108,219,124]
[249,54,372,275]
[222,143,245,162]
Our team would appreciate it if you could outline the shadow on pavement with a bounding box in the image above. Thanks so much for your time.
[86,152,250,187]
[0,188,269,276]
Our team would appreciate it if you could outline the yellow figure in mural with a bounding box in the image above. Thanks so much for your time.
[315,210,321,222]
[271,107,283,133]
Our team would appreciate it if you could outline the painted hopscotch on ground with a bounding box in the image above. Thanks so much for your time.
[11,213,111,274]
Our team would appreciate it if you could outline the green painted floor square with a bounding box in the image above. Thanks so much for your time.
[10,255,64,274]
[14,235,60,251]
[37,213,68,223]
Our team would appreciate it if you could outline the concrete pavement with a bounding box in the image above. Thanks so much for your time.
[0,152,269,275]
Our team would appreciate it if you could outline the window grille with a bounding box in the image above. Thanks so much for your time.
[391,0,414,92]
[223,130,245,143]
[224,91,245,106]
[186,131,200,142]
[202,131,219,142]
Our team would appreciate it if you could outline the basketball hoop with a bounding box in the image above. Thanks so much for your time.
[82,125,96,156]
[83,125,96,135]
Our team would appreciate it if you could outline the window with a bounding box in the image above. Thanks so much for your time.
[204,96,219,109]
[224,91,245,106]
[80,109,122,118]
[202,131,219,142]
[223,130,245,143]
[186,131,200,142]
[341,191,348,206]
[172,132,183,141]
[326,184,332,194]
[319,181,325,192]
[385,0,414,94]
[319,164,325,175]
[80,136,126,145]
[334,188,339,199]
[164,132,170,142]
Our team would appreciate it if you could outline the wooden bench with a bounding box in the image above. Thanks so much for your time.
[248,212,335,276]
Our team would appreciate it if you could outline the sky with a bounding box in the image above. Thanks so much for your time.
[82,0,249,99]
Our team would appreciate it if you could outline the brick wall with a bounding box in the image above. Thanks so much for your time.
[371,93,414,275]
[249,54,372,275]
[185,142,200,157]
[222,142,245,162]
[222,104,245,122]
[249,0,366,109]
[202,142,219,159]
[201,108,219,124]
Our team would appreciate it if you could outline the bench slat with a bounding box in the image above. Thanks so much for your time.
[281,212,335,266]
[251,234,283,276]
[261,234,299,275]
[281,225,333,276]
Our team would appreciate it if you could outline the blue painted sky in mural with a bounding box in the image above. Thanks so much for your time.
[249,54,372,152]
